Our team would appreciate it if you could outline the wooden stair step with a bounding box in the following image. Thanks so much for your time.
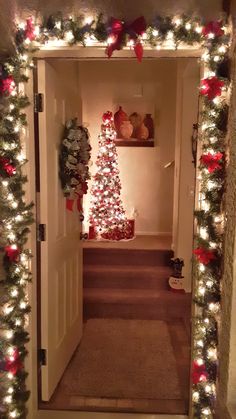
[83,288,191,321]
[83,248,174,266]
[83,265,171,290]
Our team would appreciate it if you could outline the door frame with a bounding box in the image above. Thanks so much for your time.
[24,46,203,419]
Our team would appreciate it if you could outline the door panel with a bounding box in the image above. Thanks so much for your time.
[38,60,83,401]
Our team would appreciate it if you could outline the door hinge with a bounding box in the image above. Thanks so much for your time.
[34,93,44,112]
[38,348,47,366]
[37,224,46,241]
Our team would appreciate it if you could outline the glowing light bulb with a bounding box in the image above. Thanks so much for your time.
[185,22,191,30]
[4,395,12,403]
[6,330,13,339]
[8,387,14,394]
[218,45,226,53]
[9,104,15,110]
[202,407,211,415]
[199,287,206,296]
[195,25,202,33]
[65,31,74,42]
[12,202,18,209]
[4,305,13,315]
[55,21,61,30]
[214,55,220,62]
[11,289,18,297]
[15,319,21,326]
[206,280,213,287]
[199,264,205,273]
[34,25,40,36]
[8,372,14,380]
[205,385,212,393]
[84,16,93,25]
[208,32,215,39]
[107,36,115,45]
[197,339,204,347]
[153,29,158,36]
[2,180,9,187]
[20,301,27,309]
[196,358,204,365]
[192,391,199,401]
[173,17,182,26]
[142,32,147,40]
[10,411,17,418]
[17,153,25,162]
[127,39,135,47]
[15,215,23,222]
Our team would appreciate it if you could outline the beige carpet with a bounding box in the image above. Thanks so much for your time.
[62,319,181,400]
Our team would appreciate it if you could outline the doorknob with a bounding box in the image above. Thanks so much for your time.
[80,232,88,241]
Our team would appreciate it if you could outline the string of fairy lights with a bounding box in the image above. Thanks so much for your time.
[0,13,231,418]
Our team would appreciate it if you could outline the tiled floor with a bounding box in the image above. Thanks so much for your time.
[39,319,190,415]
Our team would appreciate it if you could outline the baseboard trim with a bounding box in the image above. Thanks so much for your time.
[136,231,172,236]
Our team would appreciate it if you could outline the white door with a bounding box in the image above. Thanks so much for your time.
[37,60,83,401]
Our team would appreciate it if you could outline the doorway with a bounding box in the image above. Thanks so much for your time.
[36,57,199,415]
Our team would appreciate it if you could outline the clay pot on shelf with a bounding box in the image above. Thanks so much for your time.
[120,120,133,139]
[114,106,128,137]
[136,122,149,140]
[129,112,142,137]
[144,114,154,139]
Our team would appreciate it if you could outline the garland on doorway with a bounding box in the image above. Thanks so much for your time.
[0,12,231,419]
[59,119,91,214]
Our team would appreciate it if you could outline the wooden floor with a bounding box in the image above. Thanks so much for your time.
[39,319,190,414]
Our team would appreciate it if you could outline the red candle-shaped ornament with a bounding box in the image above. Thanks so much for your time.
[88,225,96,240]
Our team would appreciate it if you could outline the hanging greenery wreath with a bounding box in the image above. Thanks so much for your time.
[59,119,91,214]
[0,11,231,419]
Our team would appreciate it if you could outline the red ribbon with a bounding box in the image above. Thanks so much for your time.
[106,16,147,62]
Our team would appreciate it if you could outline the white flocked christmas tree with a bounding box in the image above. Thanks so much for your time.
[89,111,133,240]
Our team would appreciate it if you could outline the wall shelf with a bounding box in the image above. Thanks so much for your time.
[115,139,154,147]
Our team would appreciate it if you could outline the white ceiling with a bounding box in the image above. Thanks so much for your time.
[0,0,224,54]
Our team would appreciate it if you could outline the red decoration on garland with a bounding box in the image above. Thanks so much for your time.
[25,18,36,41]
[5,349,23,375]
[5,245,20,262]
[200,76,225,100]
[202,21,224,37]
[106,16,146,62]
[200,152,223,173]
[0,157,16,176]
[193,247,216,265]
[103,110,113,123]
[0,76,15,95]
[192,361,208,384]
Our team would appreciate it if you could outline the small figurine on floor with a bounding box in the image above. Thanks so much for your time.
[168,258,185,293]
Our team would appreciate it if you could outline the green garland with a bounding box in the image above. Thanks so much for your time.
[0,12,231,419]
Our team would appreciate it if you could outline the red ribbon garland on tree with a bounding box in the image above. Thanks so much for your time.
[200,76,225,100]
[192,361,209,384]
[0,157,16,176]
[106,16,147,62]
[193,247,216,265]
[200,152,223,173]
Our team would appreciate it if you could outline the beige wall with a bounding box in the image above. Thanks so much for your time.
[79,60,178,234]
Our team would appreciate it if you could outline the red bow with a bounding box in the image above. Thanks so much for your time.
[0,157,16,176]
[200,152,223,173]
[192,361,208,384]
[0,76,15,95]
[193,247,216,265]
[200,76,225,100]
[106,16,147,62]
[5,245,20,262]
[25,18,36,41]
[5,349,23,375]
[202,21,224,38]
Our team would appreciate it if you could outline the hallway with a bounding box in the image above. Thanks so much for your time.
[40,235,191,414]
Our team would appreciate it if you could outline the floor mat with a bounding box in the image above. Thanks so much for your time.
[61,318,182,400]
